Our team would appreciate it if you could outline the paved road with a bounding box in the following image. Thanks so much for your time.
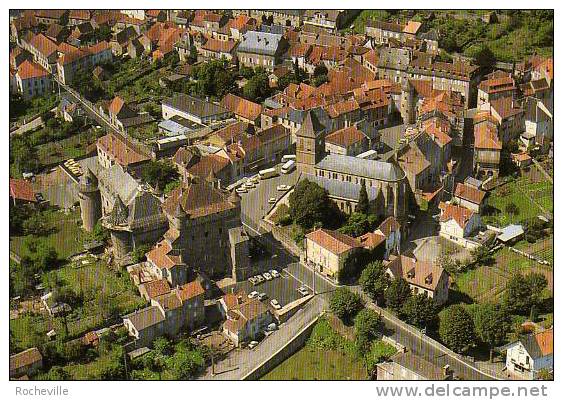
[240,168,299,231]
[53,77,120,135]
[199,294,327,380]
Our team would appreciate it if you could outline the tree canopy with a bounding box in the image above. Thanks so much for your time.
[401,294,438,329]
[354,308,382,352]
[329,287,363,324]
[288,179,337,229]
[438,305,476,354]
[503,272,548,316]
[359,261,388,303]
[384,277,412,312]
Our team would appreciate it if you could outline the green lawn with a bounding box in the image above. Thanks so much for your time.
[454,236,553,303]
[262,317,368,380]
[482,173,553,226]
[11,260,144,350]
[262,347,368,380]
[10,209,88,260]
[36,128,104,167]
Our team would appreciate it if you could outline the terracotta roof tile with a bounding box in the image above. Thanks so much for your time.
[325,126,365,147]
[439,202,475,229]
[220,93,261,122]
[147,240,182,270]
[97,132,150,166]
[454,183,486,205]
[177,280,205,301]
[10,348,42,372]
[306,228,361,255]
[16,60,49,80]
[10,178,36,202]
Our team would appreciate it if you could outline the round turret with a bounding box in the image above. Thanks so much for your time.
[78,167,102,232]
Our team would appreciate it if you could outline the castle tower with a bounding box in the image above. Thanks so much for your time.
[106,195,131,258]
[295,110,326,175]
[78,168,102,232]
[400,79,416,125]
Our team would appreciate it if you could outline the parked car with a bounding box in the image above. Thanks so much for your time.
[269,269,280,278]
[249,276,257,285]
[236,188,247,194]
[248,340,259,349]
[297,286,309,296]
[270,299,281,310]
[258,292,268,301]
[244,181,255,189]
[266,322,277,331]
[263,272,273,281]
[268,197,277,204]
[248,291,259,299]
[277,184,291,191]
[255,275,265,283]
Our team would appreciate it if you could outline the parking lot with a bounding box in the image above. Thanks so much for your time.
[239,166,299,232]
[223,267,312,309]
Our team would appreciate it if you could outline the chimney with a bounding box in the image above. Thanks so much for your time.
[442,364,451,379]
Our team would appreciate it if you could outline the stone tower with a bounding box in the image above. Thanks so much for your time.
[400,79,417,125]
[106,195,131,258]
[78,168,102,232]
[295,110,326,175]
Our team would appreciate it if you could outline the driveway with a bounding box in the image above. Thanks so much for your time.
[412,235,472,264]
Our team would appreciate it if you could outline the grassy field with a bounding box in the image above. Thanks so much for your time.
[454,235,553,303]
[36,128,104,167]
[482,169,553,226]
[11,260,144,350]
[262,317,368,380]
[262,346,368,380]
[10,209,88,260]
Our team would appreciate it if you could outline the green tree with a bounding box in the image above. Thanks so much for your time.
[384,277,412,312]
[354,308,382,351]
[401,294,438,329]
[365,340,396,376]
[153,337,173,357]
[329,287,363,324]
[505,202,520,216]
[359,261,388,304]
[356,181,370,215]
[503,272,547,316]
[166,347,206,379]
[131,244,151,264]
[141,160,179,190]
[22,212,50,236]
[39,366,70,380]
[10,258,36,297]
[338,212,378,237]
[243,71,271,102]
[473,45,496,69]
[90,221,110,242]
[439,305,476,354]
[30,241,58,271]
[470,245,494,267]
[473,303,511,361]
[288,179,334,229]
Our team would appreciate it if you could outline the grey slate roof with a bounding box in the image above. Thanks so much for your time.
[238,31,283,56]
[303,173,381,202]
[124,306,165,331]
[163,93,230,119]
[316,154,405,182]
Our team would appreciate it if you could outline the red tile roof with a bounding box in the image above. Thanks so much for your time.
[187,154,230,178]
[201,38,236,54]
[147,240,182,270]
[474,122,502,150]
[10,348,42,372]
[142,279,171,299]
[306,228,361,255]
[97,132,150,166]
[439,202,475,229]
[325,126,365,148]
[29,33,58,57]
[358,231,386,249]
[386,255,446,291]
[454,183,486,205]
[535,328,553,356]
[220,93,262,122]
[177,280,205,301]
[16,60,48,80]
[10,178,36,202]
